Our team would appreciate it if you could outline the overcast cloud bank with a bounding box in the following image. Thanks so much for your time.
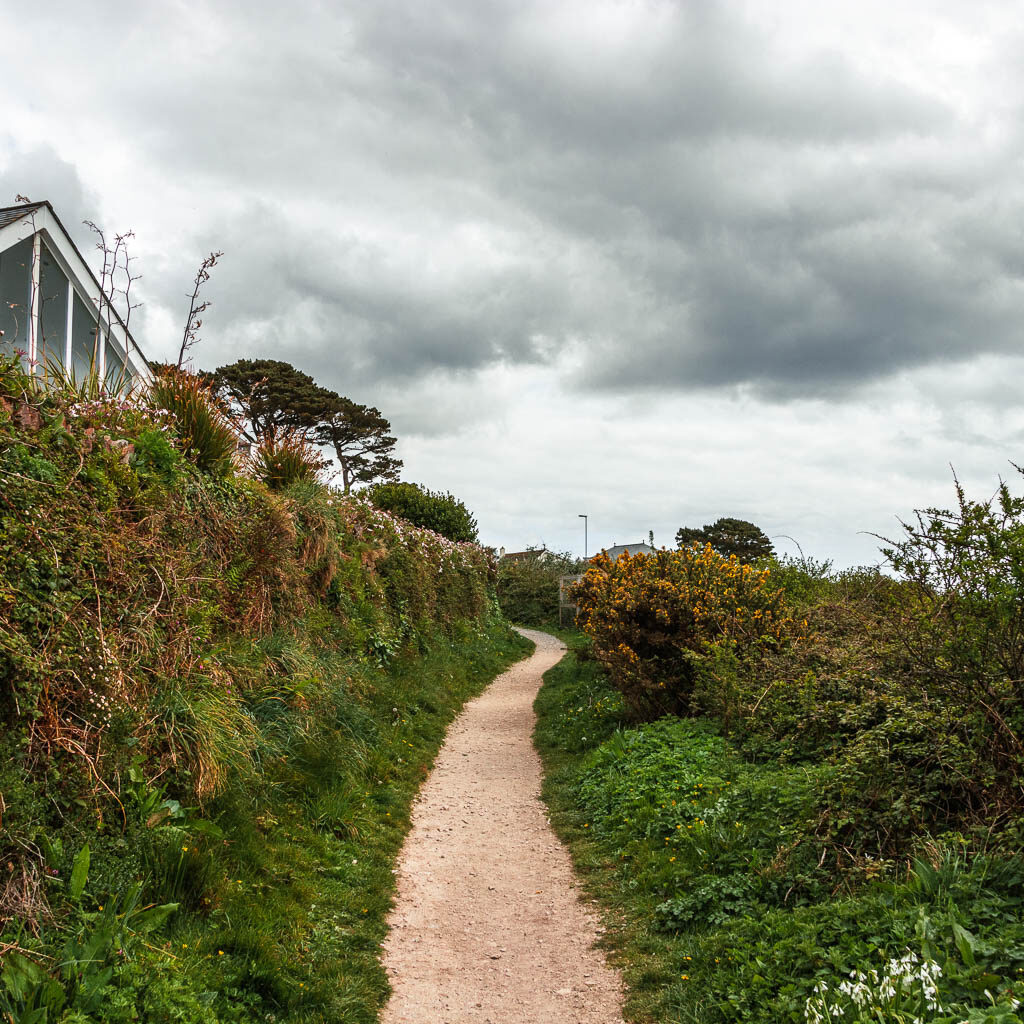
[2,0,1022,564]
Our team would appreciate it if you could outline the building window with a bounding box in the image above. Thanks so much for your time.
[105,340,125,387]
[38,241,70,375]
[70,291,100,381]
[0,236,33,364]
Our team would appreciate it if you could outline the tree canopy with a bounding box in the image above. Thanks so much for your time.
[314,396,401,494]
[210,359,336,441]
[366,482,478,543]
[203,358,402,492]
[675,517,774,562]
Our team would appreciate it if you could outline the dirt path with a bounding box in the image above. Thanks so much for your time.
[380,628,625,1024]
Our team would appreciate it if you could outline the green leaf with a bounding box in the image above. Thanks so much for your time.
[37,833,63,869]
[187,818,224,839]
[953,922,978,967]
[68,843,90,901]
[1,951,48,998]
[130,901,179,934]
[38,978,67,1015]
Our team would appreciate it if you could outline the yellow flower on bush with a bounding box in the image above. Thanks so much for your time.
[571,545,802,715]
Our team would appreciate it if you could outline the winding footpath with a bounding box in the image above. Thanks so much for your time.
[380,628,625,1024]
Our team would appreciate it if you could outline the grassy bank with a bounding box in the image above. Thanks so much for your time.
[90,622,528,1024]
[535,641,1024,1024]
[0,357,531,1022]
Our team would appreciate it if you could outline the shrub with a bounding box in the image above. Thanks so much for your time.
[249,431,326,490]
[573,546,802,717]
[148,370,239,477]
[132,426,183,482]
[0,355,506,1022]
[366,481,478,542]
[881,474,1024,785]
[496,549,583,625]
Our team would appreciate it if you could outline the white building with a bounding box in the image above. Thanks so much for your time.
[0,201,150,384]
[603,542,655,559]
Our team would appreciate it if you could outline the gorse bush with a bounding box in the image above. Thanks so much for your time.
[543,469,1024,1023]
[573,545,802,716]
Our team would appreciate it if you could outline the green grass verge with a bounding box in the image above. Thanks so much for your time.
[168,621,533,1023]
[8,622,532,1024]
[534,644,1024,1024]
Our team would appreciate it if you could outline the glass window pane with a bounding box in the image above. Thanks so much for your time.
[0,236,32,365]
[104,339,125,387]
[38,242,69,375]
[70,291,99,381]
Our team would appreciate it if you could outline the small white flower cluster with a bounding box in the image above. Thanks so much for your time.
[65,395,150,419]
[805,951,943,1024]
[83,684,114,727]
[326,492,487,576]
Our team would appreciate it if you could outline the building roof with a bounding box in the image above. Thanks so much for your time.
[0,201,46,230]
[500,548,546,562]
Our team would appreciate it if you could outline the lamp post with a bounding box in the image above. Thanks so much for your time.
[578,514,588,560]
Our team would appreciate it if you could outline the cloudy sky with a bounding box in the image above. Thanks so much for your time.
[3,0,1024,565]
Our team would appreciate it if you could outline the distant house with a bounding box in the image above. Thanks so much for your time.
[603,542,655,560]
[499,546,549,563]
[0,201,150,384]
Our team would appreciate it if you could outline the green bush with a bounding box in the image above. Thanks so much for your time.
[0,356,512,1022]
[366,480,478,542]
[496,549,583,625]
[534,647,1024,1024]
[882,475,1024,788]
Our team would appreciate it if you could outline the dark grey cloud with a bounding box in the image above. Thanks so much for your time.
[156,201,570,397]
[0,144,97,250]
[5,0,1024,407]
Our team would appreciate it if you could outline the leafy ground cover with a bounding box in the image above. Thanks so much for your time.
[536,642,1024,1024]
[0,356,531,1022]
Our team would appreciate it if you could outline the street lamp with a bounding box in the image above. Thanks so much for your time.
[578,514,588,560]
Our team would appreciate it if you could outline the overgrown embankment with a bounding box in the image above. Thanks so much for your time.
[0,358,530,1023]
[536,530,1024,1023]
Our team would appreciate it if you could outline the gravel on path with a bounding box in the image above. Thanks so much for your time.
[380,627,626,1024]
